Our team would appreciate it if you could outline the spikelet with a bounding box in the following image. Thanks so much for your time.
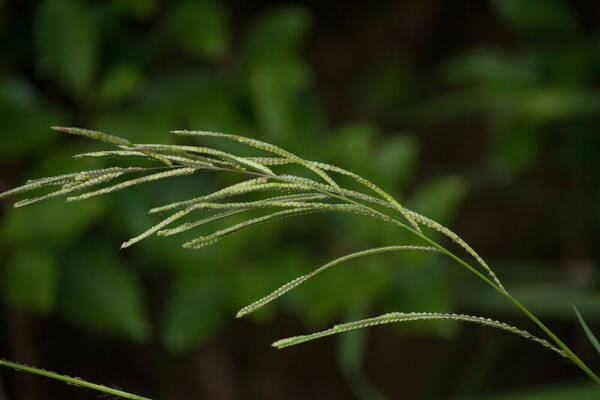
[237,245,438,317]
[172,130,344,197]
[182,208,319,249]
[148,177,270,214]
[1,169,131,200]
[278,175,392,208]
[152,182,311,214]
[134,144,273,174]
[246,157,292,166]
[52,126,172,166]
[75,150,216,169]
[52,126,133,146]
[73,150,148,159]
[310,161,420,232]
[1,175,75,199]
[25,172,81,185]
[120,206,197,248]
[12,172,125,208]
[126,194,331,248]
[181,200,387,250]
[127,145,240,169]
[406,210,504,290]
[158,210,247,237]
[66,167,198,202]
[272,312,567,358]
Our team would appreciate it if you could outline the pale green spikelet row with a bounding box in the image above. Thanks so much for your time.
[134,143,270,174]
[311,161,421,232]
[158,210,248,237]
[61,169,132,189]
[172,130,345,200]
[2,169,129,200]
[233,155,420,231]
[272,312,567,358]
[182,207,319,249]
[26,172,81,185]
[406,210,504,290]
[121,205,198,248]
[13,171,126,208]
[277,174,392,208]
[0,175,74,199]
[61,171,125,191]
[149,177,271,214]
[244,151,423,234]
[149,177,268,214]
[73,150,148,159]
[53,126,173,166]
[151,180,317,223]
[123,193,328,248]
[259,175,504,290]
[133,143,242,165]
[174,195,385,250]
[67,167,198,202]
[75,147,238,170]
[162,198,328,212]
[52,126,133,146]
[237,245,438,317]
[245,156,293,166]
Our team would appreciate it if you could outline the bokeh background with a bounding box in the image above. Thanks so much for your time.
[1,0,600,398]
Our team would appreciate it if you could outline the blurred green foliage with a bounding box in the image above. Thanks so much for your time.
[1,0,462,355]
[0,0,599,398]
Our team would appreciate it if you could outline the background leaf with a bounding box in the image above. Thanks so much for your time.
[35,0,99,96]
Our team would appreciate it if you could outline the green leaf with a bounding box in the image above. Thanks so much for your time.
[329,123,376,174]
[573,305,600,357]
[110,0,157,20]
[374,135,418,189]
[444,50,537,88]
[242,7,316,142]
[2,249,59,315]
[58,244,150,342]
[243,7,311,64]
[161,277,226,354]
[494,0,579,36]
[163,0,229,59]
[0,77,65,159]
[97,64,144,104]
[410,175,467,225]
[247,59,313,141]
[35,0,99,96]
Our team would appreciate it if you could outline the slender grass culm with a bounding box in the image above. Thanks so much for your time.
[1,126,599,398]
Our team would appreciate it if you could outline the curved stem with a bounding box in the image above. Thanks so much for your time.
[399,224,600,383]
[0,359,151,400]
[172,163,600,382]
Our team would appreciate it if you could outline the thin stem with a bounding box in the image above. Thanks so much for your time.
[0,359,151,400]
[396,224,600,383]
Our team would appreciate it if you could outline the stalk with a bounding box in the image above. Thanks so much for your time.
[401,224,600,384]
[0,359,151,400]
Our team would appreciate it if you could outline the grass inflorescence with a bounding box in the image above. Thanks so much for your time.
[1,126,599,398]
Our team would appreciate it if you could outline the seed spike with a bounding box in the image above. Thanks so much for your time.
[237,245,438,317]
[272,312,567,358]
[172,130,344,197]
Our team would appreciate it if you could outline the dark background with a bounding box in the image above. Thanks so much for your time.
[1,0,600,398]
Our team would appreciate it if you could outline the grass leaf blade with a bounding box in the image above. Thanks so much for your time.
[573,304,600,357]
